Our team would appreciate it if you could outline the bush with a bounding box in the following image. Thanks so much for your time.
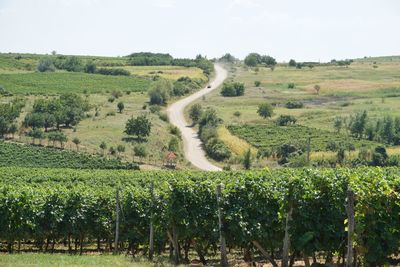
[96,68,130,76]
[287,83,295,89]
[169,125,181,137]
[205,137,231,161]
[84,62,97,73]
[168,136,179,152]
[37,59,55,72]
[149,105,161,114]
[117,101,124,113]
[106,111,116,117]
[133,145,147,158]
[285,101,303,109]
[276,115,297,126]
[220,82,245,97]
[288,59,296,67]
[257,103,274,119]
[233,111,241,117]
[254,81,261,87]
[159,113,169,122]
[148,79,172,105]
[108,97,115,103]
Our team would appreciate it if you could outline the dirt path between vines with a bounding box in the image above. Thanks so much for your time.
[167,64,227,171]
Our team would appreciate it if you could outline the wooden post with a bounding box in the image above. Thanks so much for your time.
[149,183,154,260]
[216,184,228,267]
[114,188,120,255]
[346,189,355,267]
[282,204,293,267]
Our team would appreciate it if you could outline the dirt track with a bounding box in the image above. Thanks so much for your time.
[167,64,227,171]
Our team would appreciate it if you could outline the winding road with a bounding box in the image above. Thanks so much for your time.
[167,64,227,171]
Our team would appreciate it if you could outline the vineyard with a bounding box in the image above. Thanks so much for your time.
[227,124,379,151]
[0,72,152,94]
[0,141,138,169]
[0,167,399,266]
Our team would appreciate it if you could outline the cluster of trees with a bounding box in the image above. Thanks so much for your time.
[220,82,245,97]
[190,105,231,161]
[244,53,277,67]
[334,111,400,145]
[149,77,204,105]
[24,94,90,131]
[127,53,214,76]
[330,59,353,66]
[219,53,237,63]
[0,99,25,138]
[37,56,131,76]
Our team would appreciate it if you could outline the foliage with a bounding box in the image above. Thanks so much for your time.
[0,167,398,266]
[257,103,274,119]
[244,53,277,67]
[133,145,147,158]
[95,68,130,76]
[288,59,296,67]
[125,115,152,140]
[168,136,179,152]
[172,76,203,96]
[243,149,252,169]
[148,79,172,105]
[37,58,55,72]
[285,101,303,109]
[189,104,203,125]
[117,102,124,113]
[276,115,297,126]
[220,82,245,97]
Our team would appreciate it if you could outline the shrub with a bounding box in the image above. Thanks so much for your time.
[134,145,147,158]
[168,136,179,152]
[149,105,161,114]
[288,59,296,67]
[285,101,304,109]
[205,137,231,161]
[108,97,115,103]
[148,79,172,105]
[220,82,245,97]
[287,83,295,89]
[84,62,97,73]
[233,111,241,117]
[257,103,274,119]
[254,81,261,87]
[276,115,297,126]
[96,68,130,76]
[159,113,169,122]
[106,111,116,116]
[189,104,203,124]
[37,59,55,72]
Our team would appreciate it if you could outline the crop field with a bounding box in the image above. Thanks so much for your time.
[0,167,399,266]
[0,141,137,169]
[227,123,379,151]
[0,72,152,94]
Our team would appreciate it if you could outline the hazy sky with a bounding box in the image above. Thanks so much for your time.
[0,0,399,62]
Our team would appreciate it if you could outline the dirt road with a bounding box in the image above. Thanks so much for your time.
[167,64,227,171]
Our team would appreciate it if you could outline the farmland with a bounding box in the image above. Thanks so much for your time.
[0,167,399,266]
[0,141,137,169]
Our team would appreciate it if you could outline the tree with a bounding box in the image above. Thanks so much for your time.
[350,111,368,139]
[37,58,55,72]
[314,84,321,95]
[148,79,172,105]
[334,117,343,134]
[117,102,125,113]
[134,145,147,159]
[288,59,296,67]
[117,144,125,156]
[189,104,203,125]
[168,136,179,152]
[84,62,97,73]
[28,129,44,145]
[244,53,260,67]
[8,124,17,139]
[219,53,236,63]
[72,137,81,151]
[257,103,274,119]
[100,141,107,156]
[337,147,346,165]
[243,149,252,170]
[125,115,152,140]
[220,82,245,97]
[371,146,388,166]
[0,117,9,138]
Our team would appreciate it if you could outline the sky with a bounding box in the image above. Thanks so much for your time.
[0,0,399,62]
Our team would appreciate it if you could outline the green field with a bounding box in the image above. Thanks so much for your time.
[0,72,152,94]
[0,141,137,169]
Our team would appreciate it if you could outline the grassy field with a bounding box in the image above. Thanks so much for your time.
[108,65,207,80]
[0,254,173,267]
